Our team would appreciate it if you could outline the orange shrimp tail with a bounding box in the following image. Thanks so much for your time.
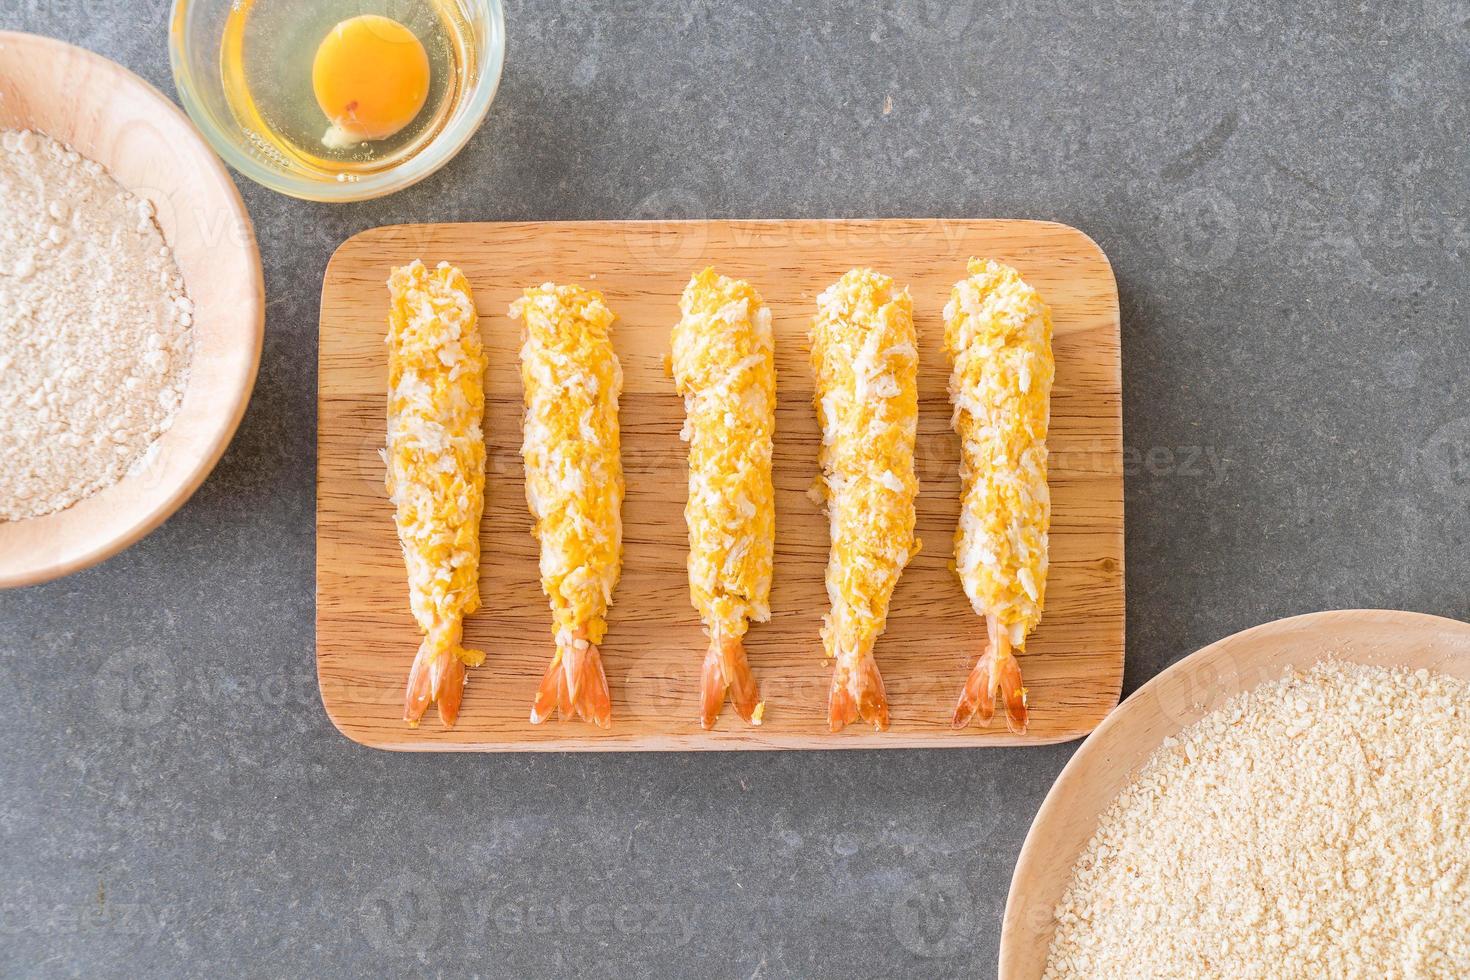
[699,630,760,729]
[404,639,435,726]
[434,656,467,727]
[403,640,471,729]
[530,633,612,729]
[529,650,569,725]
[952,624,1028,734]
[828,651,890,733]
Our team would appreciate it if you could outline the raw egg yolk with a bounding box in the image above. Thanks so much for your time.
[312,15,430,144]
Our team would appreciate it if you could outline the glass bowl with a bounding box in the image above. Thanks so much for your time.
[168,0,504,202]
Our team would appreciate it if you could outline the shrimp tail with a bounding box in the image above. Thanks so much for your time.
[531,630,612,728]
[953,619,1028,734]
[403,627,481,728]
[828,649,890,733]
[432,655,467,728]
[404,638,436,727]
[700,627,761,729]
[529,649,568,725]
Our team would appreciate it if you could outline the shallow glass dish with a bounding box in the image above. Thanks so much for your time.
[169,0,504,202]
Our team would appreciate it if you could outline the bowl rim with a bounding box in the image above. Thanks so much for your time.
[167,0,506,203]
[0,30,264,589]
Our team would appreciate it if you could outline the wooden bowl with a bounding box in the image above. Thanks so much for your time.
[999,608,1470,978]
[0,32,263,588]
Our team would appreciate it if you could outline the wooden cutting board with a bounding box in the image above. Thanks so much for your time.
[317,219,1123,751]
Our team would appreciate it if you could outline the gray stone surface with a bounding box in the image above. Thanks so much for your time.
[1,1,1467,976]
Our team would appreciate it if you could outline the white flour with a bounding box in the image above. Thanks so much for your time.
[0,129,193,521]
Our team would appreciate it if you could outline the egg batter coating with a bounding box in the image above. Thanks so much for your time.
[946,258,1054,734]
[386,260,486,728]
[671,269,775,729]
[510,283,624,728]
[810,269,920,733]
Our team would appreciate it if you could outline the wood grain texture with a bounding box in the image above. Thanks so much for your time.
[317,219,1123,750]
[0,31,264,588]
[999,609,1470,979]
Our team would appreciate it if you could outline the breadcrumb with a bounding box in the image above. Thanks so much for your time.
[1045,661,1470,979]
